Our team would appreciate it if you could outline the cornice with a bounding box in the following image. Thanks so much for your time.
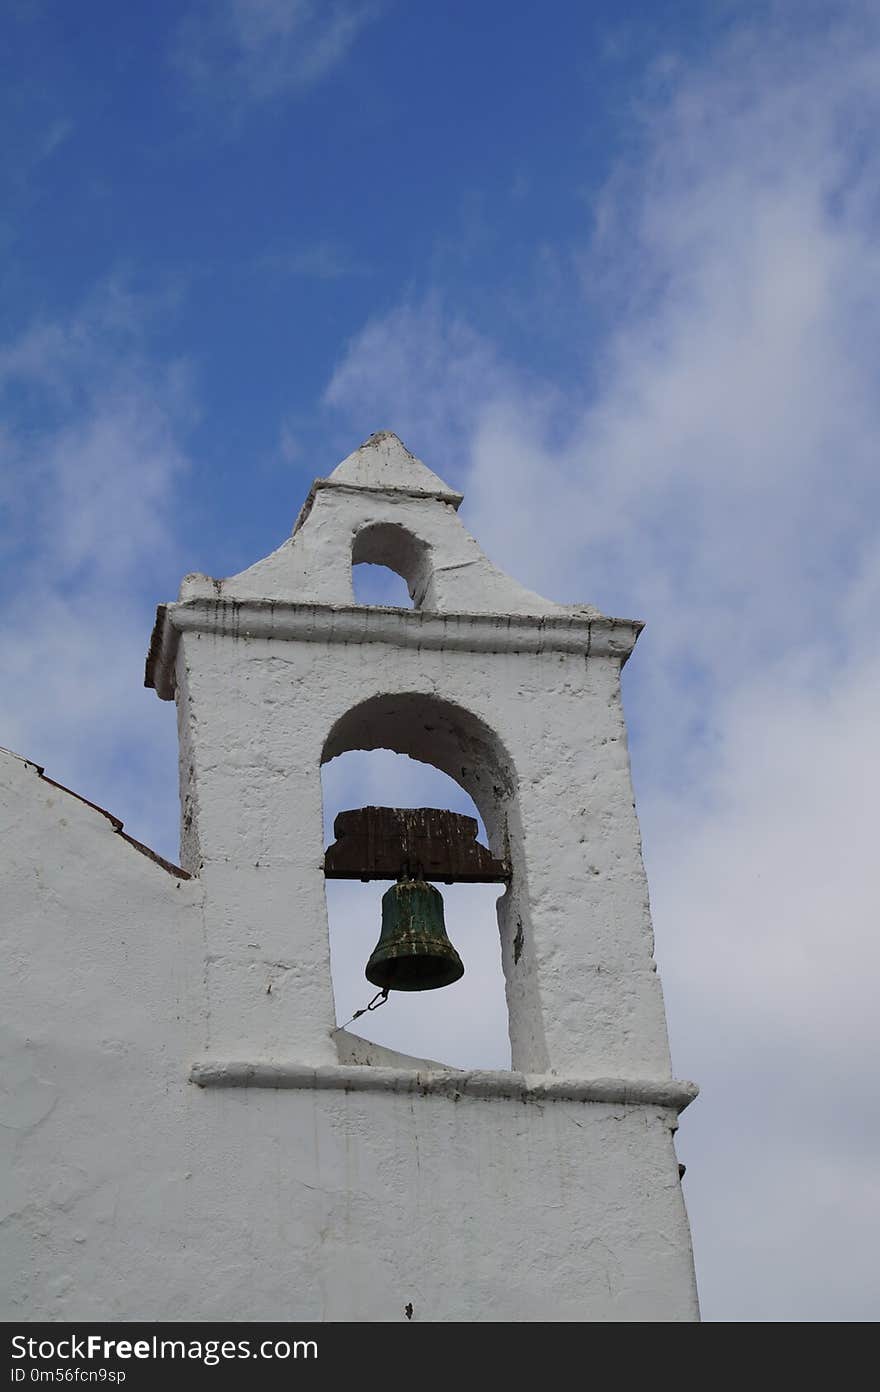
[145,599,643,699]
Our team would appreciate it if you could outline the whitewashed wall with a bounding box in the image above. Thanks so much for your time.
[1,434,700,1321]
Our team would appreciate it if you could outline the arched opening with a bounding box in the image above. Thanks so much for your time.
[320,693,519,1070]
[351,522,431,609]
[323,692,516,851]
[352,565,413,607]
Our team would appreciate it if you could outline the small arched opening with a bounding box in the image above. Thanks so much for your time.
[320,693,518,1070]
[351,522,432,609]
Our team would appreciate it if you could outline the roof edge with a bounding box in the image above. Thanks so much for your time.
[0,745,190,880]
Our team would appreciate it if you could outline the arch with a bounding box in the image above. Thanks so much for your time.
[320,748,510,1068]
[322,691,517,857]
[320,690,546,1072]
[351,522,433,609]
[321,693,515,1063]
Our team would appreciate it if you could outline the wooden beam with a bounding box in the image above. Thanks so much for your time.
[323,806,510,884]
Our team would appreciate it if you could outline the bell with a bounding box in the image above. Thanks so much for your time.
[366,879,464,991]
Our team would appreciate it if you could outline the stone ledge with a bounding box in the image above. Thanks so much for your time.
[295,477,466,531]
[189,1061,698,1112]
[146,600,643,699]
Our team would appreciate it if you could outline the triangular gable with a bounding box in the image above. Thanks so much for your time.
[327,431,462,503]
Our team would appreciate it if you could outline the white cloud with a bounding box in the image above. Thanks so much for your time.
[647,646,880,1318]
[0,283,192,860]
[324,8,880,1319]
[325,297,523,462]
[278,417,301,463]
[175,0,379,112]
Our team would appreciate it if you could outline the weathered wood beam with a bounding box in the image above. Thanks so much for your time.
[323,806,510,884]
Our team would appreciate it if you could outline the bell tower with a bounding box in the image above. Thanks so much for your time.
[146,430,700,1321]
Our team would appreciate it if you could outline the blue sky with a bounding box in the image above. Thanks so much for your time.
[3,0,880,1322]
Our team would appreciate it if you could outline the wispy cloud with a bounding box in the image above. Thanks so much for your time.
[324,7,880,1319]
[174,0,380,113]
[259,239,367,280]
[325,297,522,460]
[39,118,74,161]
[0,281,193,859]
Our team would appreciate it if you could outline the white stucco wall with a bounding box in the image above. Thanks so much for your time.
[169,616,672,1080]
[1,433,700,1322]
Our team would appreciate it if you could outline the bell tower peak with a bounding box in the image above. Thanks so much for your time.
[325,429,463,505]
[161,433,575,616]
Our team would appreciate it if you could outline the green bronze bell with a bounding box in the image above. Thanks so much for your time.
[366,879,464,991]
